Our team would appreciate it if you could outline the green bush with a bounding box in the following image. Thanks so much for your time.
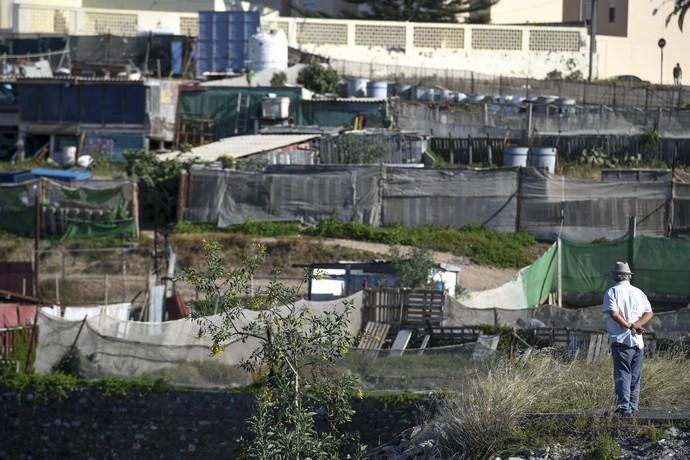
[590,435,621,460]
[297,60,340,94]
[175,221,301,237]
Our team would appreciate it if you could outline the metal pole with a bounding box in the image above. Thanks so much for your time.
[34,194,40,296]
[123,261,128,303]
[557,238,562,308]
[588,0,598,82]
[628,215,637,269]
[660,47,664,85]
[25,191,41,373]
[55,272,60,306]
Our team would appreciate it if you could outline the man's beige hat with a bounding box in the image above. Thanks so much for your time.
[611,261,632,274]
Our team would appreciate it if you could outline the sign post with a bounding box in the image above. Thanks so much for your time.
[658,38,666,85]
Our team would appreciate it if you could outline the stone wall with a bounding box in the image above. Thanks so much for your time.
[0,389,430,459]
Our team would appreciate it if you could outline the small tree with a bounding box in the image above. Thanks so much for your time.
[390,246,435,288]
[270,71,288,87]
[181,242,361,459]
[124,150,190,225]
[655,0,690,30]
[297,60,340,94]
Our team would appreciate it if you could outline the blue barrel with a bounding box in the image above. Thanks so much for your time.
[366,81,388,99]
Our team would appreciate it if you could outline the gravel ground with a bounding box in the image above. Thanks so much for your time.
[363,409,690,460]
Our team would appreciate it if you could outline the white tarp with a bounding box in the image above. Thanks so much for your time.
[55,303,131,321]
[35,292,363,388]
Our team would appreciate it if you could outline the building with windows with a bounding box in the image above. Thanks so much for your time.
[486,0,689,84]
[0,0,222,35]
[0,0,686,83]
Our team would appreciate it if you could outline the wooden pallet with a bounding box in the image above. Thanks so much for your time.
[363,288,444,328]
[359,322,391,350]
[389,329,413,357]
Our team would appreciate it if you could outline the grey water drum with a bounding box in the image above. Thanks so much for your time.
[531,147,557,173]
[503,146,529,168]
[346,78,369,97]
[367,81,388,99]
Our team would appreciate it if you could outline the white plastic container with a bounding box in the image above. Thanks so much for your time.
[248,29,288,72]
[262,96,290,119]
[503,146,529,168]
[366,81,388,99]
[63,146,77,166]
[531,147,557,173]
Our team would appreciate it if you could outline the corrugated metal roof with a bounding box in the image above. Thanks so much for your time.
[312,97,387,103]
[157,134,320,162]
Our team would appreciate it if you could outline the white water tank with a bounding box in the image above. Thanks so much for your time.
[347,78,369,97]
[503,146,529,168]
[248,29,288,72]
[366,81,388,99]
[531,147,557,174]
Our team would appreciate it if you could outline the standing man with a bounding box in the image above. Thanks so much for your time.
[673,63,683,85]
[603,262,654,416]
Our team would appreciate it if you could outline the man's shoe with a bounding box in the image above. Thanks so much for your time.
[614,407,633,417]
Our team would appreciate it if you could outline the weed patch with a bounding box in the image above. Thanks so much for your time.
[590,434,622,460]
[306,220,539,268]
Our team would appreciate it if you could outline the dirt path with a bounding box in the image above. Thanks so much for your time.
[257,236,518,292]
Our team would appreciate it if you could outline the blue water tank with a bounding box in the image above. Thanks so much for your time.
[197,11,260,74]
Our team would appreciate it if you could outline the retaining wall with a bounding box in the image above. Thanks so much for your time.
[0,389,429,460]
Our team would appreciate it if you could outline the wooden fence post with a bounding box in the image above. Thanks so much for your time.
[176,170,189,225]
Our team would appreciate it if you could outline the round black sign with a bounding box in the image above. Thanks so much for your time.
[658,38,666,48]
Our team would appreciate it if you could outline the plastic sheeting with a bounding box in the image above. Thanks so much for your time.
[186,165,381,227]
[520,168,670,241]
[34,293,364,388]
[0,180,37,234]
[457,236,690,313]
[562,236,690,298]
[185,166,690,242]
[47,303,132,321]
[382,168,518,232]
[459,244,556,310]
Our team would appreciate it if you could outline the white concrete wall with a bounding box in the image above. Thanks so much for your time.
[10,3,200,34]
[262,16,589,79]
[81,0,215,13]
[597,2,690,83]
[489,0,564,24]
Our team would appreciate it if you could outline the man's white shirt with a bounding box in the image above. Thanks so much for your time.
[602,280,652,349]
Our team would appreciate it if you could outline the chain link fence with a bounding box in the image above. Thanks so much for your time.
[333,58,689,109]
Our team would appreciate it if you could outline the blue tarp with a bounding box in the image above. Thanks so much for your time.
[31,169,91,181]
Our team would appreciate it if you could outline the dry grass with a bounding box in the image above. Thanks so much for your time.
[428,351,690,460]
[171,233,377,278]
